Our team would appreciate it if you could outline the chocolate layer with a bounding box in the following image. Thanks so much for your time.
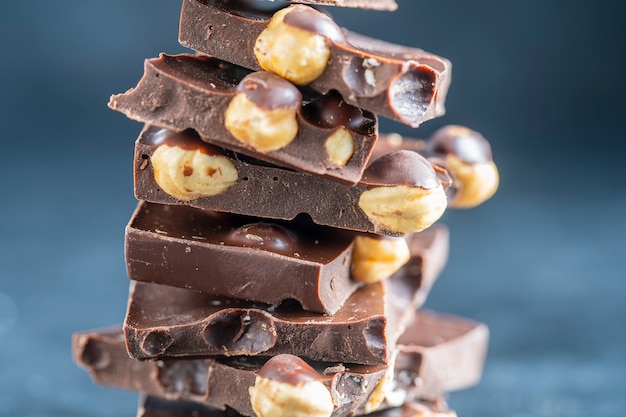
[136,396,454,417]
[109,53,377,185]
[179,0,450,127]
[134,126,446,236]
[123,225,449,364]
[126,201,360,314]
[76,312,482,417]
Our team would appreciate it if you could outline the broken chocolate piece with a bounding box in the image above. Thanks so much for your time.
[134,126,447,236]
[109,53,377,185]
[123,225,449,364]
[125,201,360,314]
[179,0,450,127]
[137,396,455,417]
[76,310,484,417]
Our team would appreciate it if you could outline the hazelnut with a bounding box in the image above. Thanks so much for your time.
[351,235,410,283]
[358,184,447,234]
[254,6,344,85]
[249,354,333,417]
[225,72,301,153]
[325,128,355,166]
[151,142,238,201]
[445,154,499,208]
[426,125,499,208]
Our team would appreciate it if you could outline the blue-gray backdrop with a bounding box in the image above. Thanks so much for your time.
[1,1,625,416]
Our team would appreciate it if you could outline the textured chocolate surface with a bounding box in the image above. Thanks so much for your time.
[137,396,454,417]
[123,225,449,364]
[74,327,387,417]
[179,0,450,127]
[109,53,377,185]
[126,201,360,314]
[134,126,445,236]
[76,312,481,417]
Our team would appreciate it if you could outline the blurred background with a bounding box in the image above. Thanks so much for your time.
[0,1,624,416]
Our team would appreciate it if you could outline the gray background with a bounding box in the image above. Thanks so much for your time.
[1,1,625,416]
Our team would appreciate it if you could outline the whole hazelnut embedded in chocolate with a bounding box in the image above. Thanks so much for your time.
[225,72,302,153]
[151,141,238,201]
[324,128,355,166]
[427,125,499,208]
[249,354,334,417]
[351,235,410,283]
[358,150,448,234]
[254,5,345,85]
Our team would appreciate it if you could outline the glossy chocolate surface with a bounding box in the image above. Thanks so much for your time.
[109,53,377,185]
[125,201,359,314]
[426,125,493,164]
[179,0,450,127]
[123,224,449,364]
[134,126,444,236]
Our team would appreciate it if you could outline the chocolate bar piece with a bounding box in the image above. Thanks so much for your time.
[74,327,386,417]
[109,53,378,185]
[178,0,451,127]
[126,201,360,314]
[388,310,489,403]
[75,312,482,417]
[136,396,455,417]
[123,224,449,364]
[134,126,449,236]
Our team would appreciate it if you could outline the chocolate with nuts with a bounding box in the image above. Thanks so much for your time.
[75,311,484,417]
[179,0,451,127]
[125,201,361,315]
[109,53,377,185]
[137,396,456,417]
[123,224,449,364]
[370,129,499,209]
[134,126,448,236]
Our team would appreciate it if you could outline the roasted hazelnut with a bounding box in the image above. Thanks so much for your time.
[325,128,355,166]
[426,125,499,208]
[151,142,238,201]
[249,354,333,417]
[351,235,410,283]
[363,356,395,413]
[224,72,302,153]
[254,5,344,85]
[359,151,448,234]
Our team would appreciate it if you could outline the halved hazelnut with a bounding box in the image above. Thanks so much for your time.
[249,354,333,417]
[151,143,238,201]
[351,235,410,283]
[254,6,344,85]
[325,128,355,166]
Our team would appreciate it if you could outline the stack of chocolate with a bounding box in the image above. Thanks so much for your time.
[73,1,500,416]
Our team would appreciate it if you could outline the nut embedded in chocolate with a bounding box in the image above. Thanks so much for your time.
[254,5,345,85]
[359,151,448,234]
[150,130,238,200]
[351,234,411,283]
[426,125,499,208]
[225,72,302,153]
[250,354,334,417]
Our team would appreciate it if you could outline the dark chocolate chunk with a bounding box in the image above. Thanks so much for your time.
[123,224,449,364]
[125,201,360,314]
[109,53,377,185]
[134,126,447,236]
[179,0,450,127]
